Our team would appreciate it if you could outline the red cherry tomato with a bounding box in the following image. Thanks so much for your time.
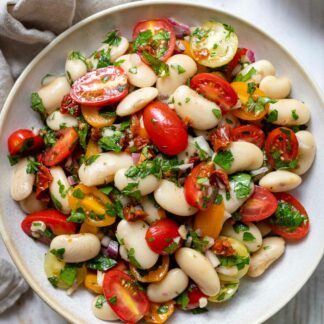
[21,209,77,244]
[209,124,232,152]
[145,219,181,255]
[265,127,299,169]
[132,19,176,62]
[231,125,265,148]
[190,73,238,112]
[43,127,79,167]
[226,48,248,79]
[181,284,208,310]
[70,66,128,106]
[60,94,81,116]
[143,101,188,155]
[240,186,278,222]
[184,162,217,210]
[103,269,150,323]
[35,164,53,202]
[8,129,44,156]
[268,192,309,240]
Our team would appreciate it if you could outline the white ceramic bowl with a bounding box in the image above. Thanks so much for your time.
[1,1,324,323]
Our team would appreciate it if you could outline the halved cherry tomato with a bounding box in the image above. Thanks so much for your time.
[85,139,101,158]
[43,127,78,167]
[79,222,99,235]
[178,284,208,310]
[146,219,180,255]
[143,101,188,155]
[103,269,150,323]
[21,209,77,244]
[131,112,150,139]
[144,301,175,324]
[209,124,232,152]
[226,48,248,79]
[184,162,217,210]
[190,73,238,112]
[240,186,278,222]
[70,66,128,106]
[35,164,53,202]
[265,127,299,169]
[268,192,309,240]
[132,19,176,62]
[231,125,265,148]
[84,272,103,294]
[81,105,116,128]
[60,94,81,117]
[8,129,44,156]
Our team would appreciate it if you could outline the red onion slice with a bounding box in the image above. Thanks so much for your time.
[67,175,79,186]
[167,18,191,38]
[131,153,141,164]
[101,240,119,259]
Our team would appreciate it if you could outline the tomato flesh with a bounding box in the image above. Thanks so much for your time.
[231,125,265,148]
[185,284,208,310]
[209,124,232,152]
[60,94,81,116]
[35,164,53,202]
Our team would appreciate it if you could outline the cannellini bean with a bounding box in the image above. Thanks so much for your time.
[141,196,165,224]
[119,245,129,262]
[41,74,57,87]
[49,166,71,214]
[37,76,71,115]
[10,158,35,201]
[154,180,197,216]
[259,76,291,99]
[221,220,263,252]
[256,222,272,237]
[117,54,157,87]
[19,192,48,214]
[92,295,119,321]
[268,99,310,125]
[114,168,160,196]
[78,152,133,186]
[172,85,221,130]
[293,131,316,175]
[116,87,158,116]
[50,233,101,263]
[248,237,285,277]
[156,54,197,97]
[175,248,220,296]
[116,220,159,269]
[147,269,189,303]
[46,110,78,130]
[65,59,87,82]
[238,60,275,84]
[259,170,302,192]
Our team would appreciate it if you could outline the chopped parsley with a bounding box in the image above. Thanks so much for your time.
[51,193,63,210]
[246,96,276,116]
[127,248,142,269]
[192,308,208,315]
[86,255,117,271]
[234,67,256,82]
[218,255,250,270]
[58,180,69,198]
[223,23,235,39]
[84,154,100,166]
[189,230,209,252]
[50,248,65,260]
[76,118,89,150]
[164,242,179,254]
[243,232,256,241]
[72,188,85,199]
[99,186,113,195]
[95,295,106,309]
[96,49,111,68]
[176,291,189,309]
[231,173,252,199]
[48,276,58,288]
[212,108,221,119]
[157,304,169,314]
[31,92,45,118]
[98,131,123,152]
[213,150,234,170]
[26,158,40,174]
[247,82,256,94]
[120,182,142,201]
[128,67,138,74]
[291,109,299,120]
[108,296,117,305]
[233,222,249,233]
[142,51,170,77]
[133,30,153,52]
[40,127,57,147]
[267,109,278,123]
[171,64,186,74]
[194,142,209,161]
[103,30,121,46]
[214,194,223,205]
[8,155,19,166]
[192,27,209,41]
[67,207,86,223]
[60,264,77,287]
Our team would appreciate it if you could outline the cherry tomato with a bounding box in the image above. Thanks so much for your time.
[60,94,81,117]
[81,105,116,128]
[43,127,78,167]
[268,192,309,240]
[103,269,150,323]
[21,209,77,244]
[184,162,217,210]
[143,101,188,155]
[209,124,232,152]
[265,127,299,170]
[146,219,181,255]
[70,66,128,106]
[190,73,238,112]
[8,129,44,156]
[240,186,278,222]
[132,19,176,62]
[35,164,53,202]
[84,272,103,294]
[144,301,175,324]
[181,284,208,310]
[226,48,248,79]
[231,125,265,148]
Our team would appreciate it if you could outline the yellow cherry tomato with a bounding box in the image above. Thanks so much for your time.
[79,222,99,235]
[85,139,101,159]
[81,105,116,128]
[84,272,103,294]
[144,301,175,324]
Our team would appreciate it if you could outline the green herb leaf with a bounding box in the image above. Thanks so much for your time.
[164,242,179,254]
[8,155,20,166]
[103,30,121,46]
[67,207,86,223]
[40,127,57,147]
[58,180,69,198]
[267,109,278,123]
[243,232,256,241]
[223,23,235,39]
[121,182,142,201]
[231,173,252,199]
[171,64,186,74]
[234,67,256,82]
[142,51,169,77]
[50,248,65,260]
[247,82,256,94]
[26,158,40,174]
[31,92,46,117]
[157,304,169,314]
[59,264,77,287]
[128,67,138,74]
[213,150,234,170]
[127,248,142,268]
[214,194,223,205]
[84,154,100,166]
[233,222,249,233]
[51,193,63,210]
[95,295,106,309]
[99,186,113,195]
[218,255,250,270]
[212,108,221,119]
[291,109,299,120]
[86,255,117,271]
[192,307,209,315]
[133,30,153,52]
[76,120,89,150]
[189,230,209,252]
[72,188,85,199]
[176,292,189,310]
[98,132,123,152]
[48,276,58,288]
[108,296,117,305]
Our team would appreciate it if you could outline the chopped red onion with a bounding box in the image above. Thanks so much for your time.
[245,49,256,63]
[67,175,79,186]
[101,240,119,259]
[167,18,191,38]
[64,156,73,168]
[132,153,141,164]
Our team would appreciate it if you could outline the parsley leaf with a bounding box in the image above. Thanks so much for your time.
[231,173,252,199]
[84,154,100,166]
[212,108,221,119]
[292,109,299,120]
[98,131,123,152]
[233,222,249,233]
[76,119,89,150]
[157,305,169,314]
[95,295,106,309]
[51,193,63,210]
[103,30,121,46]
[142,51,170,77]
[108,296,117,305]
[176,292,189,309]
[96,49,111,68]
[67,207,86,223]
[58,180,69,198]
[40,127,56,147]
[189,230,209,252]
[234,67,256,82]
[218,255,250,270]
[8,155,19,166]
[120,183,142,201]
[26,158,40,174]
[127,248,142,268]
[50,248,65,260]
[59,264,77,287]
[87,255,117,271]
[214,194,223,205]
[99,186,113,195]
[267,109,278,123]
[171,64,186,74]
[243,232,256,241]
[247,82,256,94]
[72,188,85,199]
[213,150,234,170]
[48,277,58,288]
[133,30,153,52]
[164,242,179,254]
[31,92,45,117]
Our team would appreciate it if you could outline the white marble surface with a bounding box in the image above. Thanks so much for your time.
[0,0,323,323]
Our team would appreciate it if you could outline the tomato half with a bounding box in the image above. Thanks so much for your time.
[226,48,248,79]
[132,19,176,62]
[265,127,299,169]
[240,186,278,222]
[60,94,81,117]
[181,284,208,310]
[145,219,181,255]
[70,66,128,106]
[103,269,150,323]
[43,127,78,167]
[35,164,53,201]
[190,73,238,112]
[145,301,175,324]
[84,272,103,294]
[209,124,232,152]
[81,105,116,128]
[231,125,265,148]
[143,101,188,155]
[8,129,44,156]
[21,209,77,244]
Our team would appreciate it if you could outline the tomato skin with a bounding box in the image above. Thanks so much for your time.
[35,164,53,202]
[70,66,128,106]
[60,94,81,117]
[103,269,150,323]
[240,186,278,222]
[185,284,208,310]
[209,124,232,152]
[226,48,248,79]
[143,101,188,155]
[145,301,175,324]
[231,125,265,148]
[8,129,44,156]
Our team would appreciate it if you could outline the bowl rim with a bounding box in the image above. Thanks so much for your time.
[1,1,323,323]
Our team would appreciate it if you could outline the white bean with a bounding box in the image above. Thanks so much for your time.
[92,295,119,321]
[116,220,159,269]
[154,180,197,216]
[141,196,165,224]
[65,59,87,82]
[49,166,71,214]
[50,233,101,263]
[10,158,35,201]
[116,87,158,116]
[268,99,310,125]
[259,76,291,99]
[37,76,71,115]
[19,192,47,214]
[248,237,285,277]
[46,110,78,130]
[172,85,221,130]
[147,269,189,303]
[175,248,220,296]
[156,54,197,97]
[238,60,275,84]
[259,170,301,192]
[78,152,133,186]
